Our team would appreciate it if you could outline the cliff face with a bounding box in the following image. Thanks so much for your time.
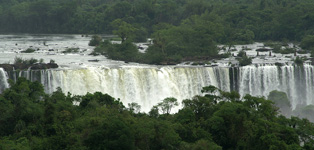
[0,63,58,71]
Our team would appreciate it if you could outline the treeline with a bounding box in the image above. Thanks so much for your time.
[0,78,314,149]
[1,0,314,42]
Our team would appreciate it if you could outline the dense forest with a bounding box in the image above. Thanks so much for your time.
[0,78,314,150]
[2,0,314,42]
[2,0,314,41]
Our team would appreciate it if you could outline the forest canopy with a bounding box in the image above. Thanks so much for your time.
[1,0,314,42]
[0,78,314,150]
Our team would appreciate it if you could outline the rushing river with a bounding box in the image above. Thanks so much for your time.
[0,34,128,68]
[0,34,313,112]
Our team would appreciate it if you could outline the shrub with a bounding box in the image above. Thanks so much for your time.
[238,55,252,66]
[28,58,38,64]
[21,48,35,53]
[14,57,24,64]
[89,35,102,46]
[14,57,39,65]
[50,59,55,64]
[237,50,246,57]
[63,48,79,53]
[294,56,303,66]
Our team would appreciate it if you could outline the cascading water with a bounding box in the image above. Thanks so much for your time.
[0,68,9,93]
[237,64,314,109]
[1,64,313,112]
[4,66,230,112]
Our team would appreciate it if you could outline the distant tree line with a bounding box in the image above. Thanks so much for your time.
[1,0,314,42]
[0,78,314,149]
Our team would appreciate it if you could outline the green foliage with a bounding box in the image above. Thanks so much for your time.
[268,90,292,117]
[273,47,296,54]
[157,97,179,115]
[88,35,102,46]
[233,29,255,44]
[294,56,304,66]
[39,58,44,64]
[107,41,140,62]
[90,40,112,56]
[128,102,141,113]
[21,48,35,53]
[63,48,79,53]
[13,57,39,65]
[14,57,24,64]
[237,50,246,57]
[238,55,252,66]
[49,59,55,64]
[0,78,314,150]
[0,137,31,150]
[0,0,313,44]
[111,19,136,43]
[300,35,314,50]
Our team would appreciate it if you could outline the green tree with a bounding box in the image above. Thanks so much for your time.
[157,97,178,115]
[111,19,136,43]
[128,102,141,113]
[88,35,102,46]
[268,90,291,117]
[300,35,314,50]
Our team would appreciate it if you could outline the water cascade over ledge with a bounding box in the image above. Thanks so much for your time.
[0,65,313,112]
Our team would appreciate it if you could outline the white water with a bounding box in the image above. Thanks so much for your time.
[0,68,9,93]
[0,35,313,112]
[17,66,229,112]
[1,64,314,112]
[238,64,314,109]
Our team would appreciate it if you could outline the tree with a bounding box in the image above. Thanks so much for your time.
[157,97,178,115]
[128,102,141,113]
[111,19,136,43]
[300,35,314,50]
[294,56,304,66]
[238,55,252,66]
[88,35,102,46]
[268,90,291,117]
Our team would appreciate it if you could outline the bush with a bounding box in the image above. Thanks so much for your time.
[14,57,38,65]
[21,48,35,53]
[49,59,55,64]
[89,35,102,46]
[39,59,44,64]
[28,58,38,64]
[273,47,295,54]
[238,55,252,66]
[237,50,246,57]
[63,48,79,53]
[294,56,303,66]
[14,57,24,64]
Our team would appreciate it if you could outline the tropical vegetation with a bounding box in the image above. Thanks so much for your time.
[0,78,313,150]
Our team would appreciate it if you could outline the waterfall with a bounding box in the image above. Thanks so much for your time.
[238,64,314,109]
[0,68,9,93]
[2,66,230,112]
[1,64,313,111]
